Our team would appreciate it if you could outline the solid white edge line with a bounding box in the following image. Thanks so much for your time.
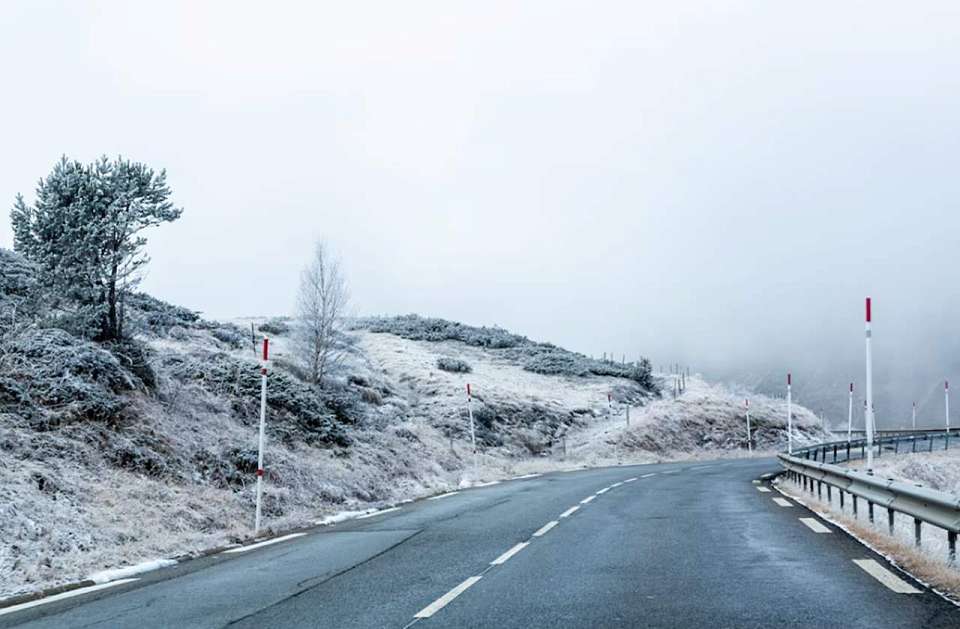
[0,579,140,617]
[472,481,500,488]
[533,521,559,537]
[610,482,623,488]
[798,517,832,533]
[580,495,596,504]
[428,492,459,501]
[356,507,401,519]
[624,477,638,483]
[222,533,306,554]
[559,506,579,518]
[414,576,483,618]
[853,559,921,594]
[756,487,771,493]
[512,473,542,480]
[490,542,529,565]
[772,497,794,507]
[596,487,610,495]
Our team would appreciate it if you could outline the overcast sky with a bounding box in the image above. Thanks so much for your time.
[2,1,959,424]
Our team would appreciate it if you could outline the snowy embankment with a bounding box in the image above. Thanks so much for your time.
[776,448,960,599]
[0,305,824,600]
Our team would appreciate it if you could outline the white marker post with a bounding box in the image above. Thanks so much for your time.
[865,298,875,473]
[787,373,793,455]
[912,402,917,431]
[847,383,854,443]
[254,337,269,536]
[745,398,752,453]
[946,380,951,435]
[467,384,477,471]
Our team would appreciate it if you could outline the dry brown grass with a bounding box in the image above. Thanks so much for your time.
[778,480,960,603]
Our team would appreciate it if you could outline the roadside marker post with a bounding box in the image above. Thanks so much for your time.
[745,398,752,453]
[467,384,477,471]
[847,383,854,443]
[865,298,875,473]
[254,337,269,536]
[946,381,951,435]
[608,392,613,420]
[913,402,917,431]
[787,373,793,455]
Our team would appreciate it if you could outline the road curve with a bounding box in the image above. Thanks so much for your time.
[2,458,958,628]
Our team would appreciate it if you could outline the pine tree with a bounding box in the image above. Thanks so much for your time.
[11,156,182,341]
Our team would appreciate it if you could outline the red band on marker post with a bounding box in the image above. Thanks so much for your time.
[947,380,950,391]
[466,383,471,397]
[850,382,854,392]
[262,337,270,361]
[865,297,871,323]
[256,469,264,477]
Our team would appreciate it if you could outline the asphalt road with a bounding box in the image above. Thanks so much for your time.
[3,458,958,628]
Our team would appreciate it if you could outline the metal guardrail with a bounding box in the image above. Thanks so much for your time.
[792,431,954,465]
[779,430,960,561]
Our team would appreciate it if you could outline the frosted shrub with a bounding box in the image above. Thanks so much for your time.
[258,318,291,336]
[160,351,350,447]
[0,328,138,426]
[358,314,527,348]
[436,357,472,373]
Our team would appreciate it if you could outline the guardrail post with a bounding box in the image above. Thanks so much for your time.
[817,480,822,499]
[894,439,899,454]
[846,442,851,461]
[852,495,858,517]
[839,489,845,509]
[826,484,832,502]
[949,532,957,563]
[930,436,934,452]
[868,501,875,523]
[914,518,922,547]
[887,508,895,534]
[912,437,917,453]
[832,445,837,463]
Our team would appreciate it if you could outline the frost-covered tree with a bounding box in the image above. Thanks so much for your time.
[294,241,349,387]
[11,156,182,341]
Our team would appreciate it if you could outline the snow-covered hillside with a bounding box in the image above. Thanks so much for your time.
[0,291,826,598]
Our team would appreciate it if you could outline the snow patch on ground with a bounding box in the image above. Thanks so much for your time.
[88,559,178,584]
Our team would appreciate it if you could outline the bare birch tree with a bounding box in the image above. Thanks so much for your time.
[294,241,349,387]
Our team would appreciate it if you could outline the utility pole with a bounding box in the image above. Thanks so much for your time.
[865,297,875,473]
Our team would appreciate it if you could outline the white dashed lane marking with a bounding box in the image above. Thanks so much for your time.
[853,559,921,594]
[490,542,529,566]
[799,517,831,533]
[533,521,559,537]
[559,506,579,518]
[624,477,638,483]
[580,495,596,504]
[641,473,657,478]
[596,487,610,495]
[414,576,483,618]
[756,487,771,493]
[772,498,793,507]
